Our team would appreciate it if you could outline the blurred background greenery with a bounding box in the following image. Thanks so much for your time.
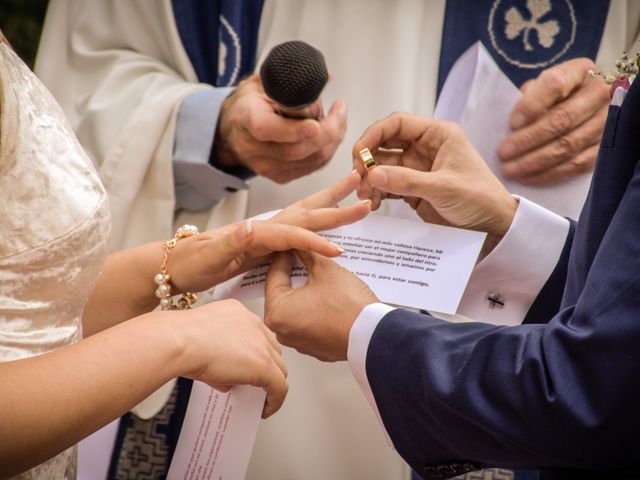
[1,0,49,68]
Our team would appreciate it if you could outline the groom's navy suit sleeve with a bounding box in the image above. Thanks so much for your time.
[365,81,640,480]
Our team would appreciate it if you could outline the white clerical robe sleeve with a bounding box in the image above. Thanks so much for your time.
[173,88,249,210]
[348,302,397,448]
[456,196,570,326]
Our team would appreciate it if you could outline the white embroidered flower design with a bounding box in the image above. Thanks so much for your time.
[505,0,560,51]
[218,15,241,86]
[488,0,576,69]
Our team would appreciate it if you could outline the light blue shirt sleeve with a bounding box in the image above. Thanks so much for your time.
[173,87,249,210]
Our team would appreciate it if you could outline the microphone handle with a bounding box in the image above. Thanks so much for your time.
[275,100,324,120]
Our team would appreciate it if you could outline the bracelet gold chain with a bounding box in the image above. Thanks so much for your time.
[154,224,199,310]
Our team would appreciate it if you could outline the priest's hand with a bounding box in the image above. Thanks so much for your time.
[497,57,609,184]
[214,73,346,183]
[264,250,378,362]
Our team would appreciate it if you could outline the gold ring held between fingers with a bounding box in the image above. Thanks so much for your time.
[358,147,377,171]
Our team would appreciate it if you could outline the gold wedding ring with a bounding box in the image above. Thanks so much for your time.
[358,147,377,171]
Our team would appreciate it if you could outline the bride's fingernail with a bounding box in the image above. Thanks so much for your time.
[330,241,345,254]
[237,219,253,240]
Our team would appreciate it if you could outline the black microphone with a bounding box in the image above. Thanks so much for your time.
[260,40,329,120]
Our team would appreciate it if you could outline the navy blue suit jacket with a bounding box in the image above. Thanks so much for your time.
[366,79,640,480]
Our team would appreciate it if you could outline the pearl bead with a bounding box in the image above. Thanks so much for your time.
[177,224,199,237]
[154,225,200,310]
[155,283,171,298]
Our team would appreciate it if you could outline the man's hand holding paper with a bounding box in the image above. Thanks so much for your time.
[498,57,610,184]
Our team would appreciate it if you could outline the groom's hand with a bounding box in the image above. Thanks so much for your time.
[265,250,378,362]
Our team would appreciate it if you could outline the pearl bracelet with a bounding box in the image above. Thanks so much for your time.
[154,224,199,310]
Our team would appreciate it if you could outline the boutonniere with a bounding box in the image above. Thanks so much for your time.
[589,52,638,99]
[589,52,640,106]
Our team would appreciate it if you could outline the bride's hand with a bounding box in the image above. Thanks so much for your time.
[169,171,371,292]
[170,299,288,418]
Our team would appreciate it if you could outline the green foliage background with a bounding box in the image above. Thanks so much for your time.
[0,0,49,68]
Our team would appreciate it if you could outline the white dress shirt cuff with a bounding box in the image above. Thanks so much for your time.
[348,302,397,447]
[456,196,570,325]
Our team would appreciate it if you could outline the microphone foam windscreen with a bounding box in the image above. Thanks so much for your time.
[260,41,329,108]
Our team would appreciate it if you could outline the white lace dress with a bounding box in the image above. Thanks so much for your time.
[0,38,111,478]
